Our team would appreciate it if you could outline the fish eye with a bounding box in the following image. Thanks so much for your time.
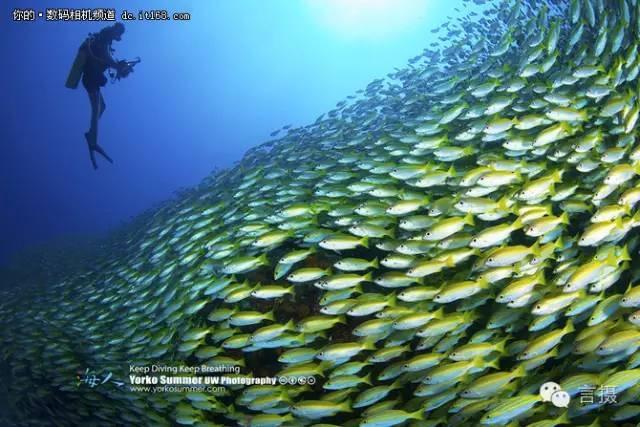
[535,305,541,310]
[488,258,494,263]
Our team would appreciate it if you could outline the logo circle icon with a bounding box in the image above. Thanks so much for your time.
[550,390,571,408]
[539,381,561,402]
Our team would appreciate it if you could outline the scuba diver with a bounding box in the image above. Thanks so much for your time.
[65,22,140,169]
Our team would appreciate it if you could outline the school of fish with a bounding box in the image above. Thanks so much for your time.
[4,0,640,425]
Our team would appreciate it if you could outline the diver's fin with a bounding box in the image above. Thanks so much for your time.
[85,132,98,169]
[93,144,113,164]
[88,148,98,169]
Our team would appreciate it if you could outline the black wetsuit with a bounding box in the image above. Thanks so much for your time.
[82,32,111,92]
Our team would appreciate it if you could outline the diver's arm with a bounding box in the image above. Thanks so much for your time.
[104,48,120,69]
[86,39,120,69]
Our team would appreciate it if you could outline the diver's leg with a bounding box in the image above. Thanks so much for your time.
[87,90,99,143]
[85,89,100,169]
[85,89,113,166]
[94,91,113,163]
[99,93,106,118]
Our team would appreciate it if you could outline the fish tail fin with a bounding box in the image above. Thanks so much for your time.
[363,372,372,386]
[605,251,619,267]
[564,318,575,335]
[497,196,511,212]
[478,276,490,289]
[512,217,523,230]
[465,212,475,226]
[387,292,397,307]
[340,399,353,413]
[316,361,334,376]
[361,339,377,351]
[284,319,295,330]
[552,169,563,182]
[486,357,500,370]
[512,364,527,379]
[537,270,547,285]
[614,217,624,229]
[410,408,425,421]
[530,240,541,256]
[259,253,270,266]
[495,337,509,354]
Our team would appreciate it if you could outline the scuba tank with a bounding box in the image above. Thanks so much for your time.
[65,34,93,89]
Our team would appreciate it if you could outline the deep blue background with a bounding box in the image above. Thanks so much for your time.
[1,0,466,266]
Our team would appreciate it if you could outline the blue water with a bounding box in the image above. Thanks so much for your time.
[0,0,466,267]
